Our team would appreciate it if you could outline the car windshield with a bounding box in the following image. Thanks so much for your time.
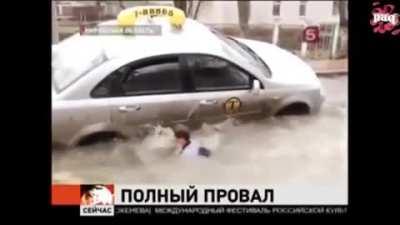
[211,29,271,77]
[52,35,109,93]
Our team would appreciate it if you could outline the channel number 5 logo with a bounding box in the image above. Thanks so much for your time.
[303,26,320,43]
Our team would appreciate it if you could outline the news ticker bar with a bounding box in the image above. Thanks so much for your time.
[136,205,347,215]
[52,184,348,208]
[51,184,347,216]
[79,205,348,216]
[52,184,274,206]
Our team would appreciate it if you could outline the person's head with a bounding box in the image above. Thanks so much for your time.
[174,130,190,149]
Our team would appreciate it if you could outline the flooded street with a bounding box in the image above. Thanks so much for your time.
[52,75,347,204]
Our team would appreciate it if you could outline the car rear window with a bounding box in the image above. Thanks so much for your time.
[52,35,109,93]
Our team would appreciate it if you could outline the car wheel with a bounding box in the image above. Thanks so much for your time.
[77,131,127,147]
[275,103,310,116]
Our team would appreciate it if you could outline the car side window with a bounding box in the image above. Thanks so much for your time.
[186,55,251,91]
[91,56,183,97]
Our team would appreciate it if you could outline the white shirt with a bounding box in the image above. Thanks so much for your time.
[180,140,201,158]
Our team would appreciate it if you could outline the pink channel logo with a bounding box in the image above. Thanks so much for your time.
[370,0,400,35]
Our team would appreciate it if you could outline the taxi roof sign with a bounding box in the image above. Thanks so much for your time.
[117,6,186,28]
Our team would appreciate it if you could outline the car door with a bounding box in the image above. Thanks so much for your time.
[91,55,194,129]
[181,54,265,124]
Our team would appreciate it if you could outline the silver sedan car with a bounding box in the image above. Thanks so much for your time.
[52,18,325,148]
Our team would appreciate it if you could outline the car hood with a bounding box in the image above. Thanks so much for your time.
[234,38,321,87]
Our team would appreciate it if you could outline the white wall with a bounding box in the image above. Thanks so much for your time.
[197,1,239,24]
[248,1,273,24]
[59,1,340,25]
[52,1,59,44]
[196,1,339,25]
[304,1,339,24]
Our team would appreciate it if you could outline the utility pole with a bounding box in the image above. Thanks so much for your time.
[52,1,59,44]
[331,22,340,59]
[238,0,250,38]
[272,23,280,45]
[300,20,310,58]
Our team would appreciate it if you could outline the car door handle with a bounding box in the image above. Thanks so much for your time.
[118,105,141,113]
[200,99,218,105]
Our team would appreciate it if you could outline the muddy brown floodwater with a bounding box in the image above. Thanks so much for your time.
[52,76,348,204]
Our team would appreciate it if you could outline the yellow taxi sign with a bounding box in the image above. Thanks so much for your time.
[117,6,186,28]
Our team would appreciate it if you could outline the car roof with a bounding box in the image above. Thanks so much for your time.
[59,18,231,61]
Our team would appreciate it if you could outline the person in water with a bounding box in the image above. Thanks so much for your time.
[174,129,211,158]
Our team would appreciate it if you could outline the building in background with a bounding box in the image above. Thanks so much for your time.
[194,1,345,59]
[52,1,58,44]
[53,1,347,59]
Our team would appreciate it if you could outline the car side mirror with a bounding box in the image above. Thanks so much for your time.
[252,80,261,95]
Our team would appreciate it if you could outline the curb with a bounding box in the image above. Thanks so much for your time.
[315,70,348,76]
[306,59,348,76]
